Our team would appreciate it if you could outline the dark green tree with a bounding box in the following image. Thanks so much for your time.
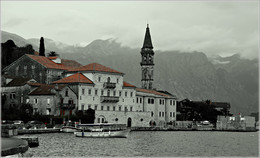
[39,37,45,56]
[48,51,59,57]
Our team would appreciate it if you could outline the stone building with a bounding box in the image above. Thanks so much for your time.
[28,84,78,116]
[1,77,41,110]
[2,54,81,84]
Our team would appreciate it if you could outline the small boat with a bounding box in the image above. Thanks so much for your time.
[61,126,80,133]
[61,121,81,133]
[74,123,130,138]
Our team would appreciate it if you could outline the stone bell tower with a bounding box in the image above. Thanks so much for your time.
[140,24,154,89]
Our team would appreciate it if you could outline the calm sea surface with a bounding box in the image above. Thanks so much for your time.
[25,131,259,157]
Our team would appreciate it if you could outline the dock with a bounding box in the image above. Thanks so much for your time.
[18,127,61,135]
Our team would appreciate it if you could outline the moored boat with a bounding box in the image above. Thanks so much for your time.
[61,126,80,133]
[74,123,130,138]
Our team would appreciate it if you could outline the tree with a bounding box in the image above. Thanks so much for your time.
[48,51,59,57]
[39,37,45,56]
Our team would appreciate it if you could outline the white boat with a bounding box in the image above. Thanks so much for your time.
[61,121,81,133]
[74,123,130,138]
[61,126,80,133]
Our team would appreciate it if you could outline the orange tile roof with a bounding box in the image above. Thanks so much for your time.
[123,81,136,88]
[26,54,81,70]
[136,88,170,97]
[69,63,123,74]
[29,84,65,95]
[52,73,94,84]
[48,56,58,60]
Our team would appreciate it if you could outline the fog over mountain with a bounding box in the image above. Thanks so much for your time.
[1,31,259,115]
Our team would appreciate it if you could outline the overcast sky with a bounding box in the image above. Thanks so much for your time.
[1,1,259,59]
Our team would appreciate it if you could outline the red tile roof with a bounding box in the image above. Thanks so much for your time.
[52,73,94,84]
[48,56,58,60]
[69,63,123,74]
[27,82,45,87]
[26,54,81,70]
[29,84,65,95]
[5,78,34,87]
[123,81,136,88]
[136,88,170,97]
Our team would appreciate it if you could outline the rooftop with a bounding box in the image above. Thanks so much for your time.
[26,54,81,70]
[69,63,124,75]
[29,84,65,95]
[5,78,36,87]
[52,73,94,84]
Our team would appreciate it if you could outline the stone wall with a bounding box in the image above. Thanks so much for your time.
[95,111,151,127]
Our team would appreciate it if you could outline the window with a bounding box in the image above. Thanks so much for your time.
[65,89,68,96]
[117,78,119,83]
[80,96,82,100]
[107,77,111,83]
[133,99,134,103]
[46,108,51,115]
[113,106,116,111]
[34,98,38,104]
[172,112,175,117]
[140,98,142,103]
[98,76,101,82]
[125,91,127,97]
[101,106,104,110]
[16,66,19,75]
[107,106,110,111]
[82,88,85,95]
[107,90,110,96]
[130,107,133,111]
[162,112,164,117]
[98,118,100,123]
[88,89,91,95]
[95,89,98,95]
[47,98,50,105]
[130,92,133,97]
[159,112,161,117]
[119,106,121,111]
[122,99,124,102]
[24,66,27,75]
[10,93,16,99]
[125,107,127,112]
[88,105,91,109]
[113,91,116,96]
[81,104,85,111]
[170,112,172,117]
[68,99,73,104]
[151,99,154,104]
[101,90,104,96]
[95,105,98,110]
[137,98,139,103]
[119,91,122,96]
[148,98,150,104]
[93,97,95,101]
[31,65,35,74]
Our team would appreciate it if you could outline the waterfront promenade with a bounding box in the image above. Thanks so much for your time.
[1,137,29,156]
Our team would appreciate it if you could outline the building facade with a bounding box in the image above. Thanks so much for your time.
[2,54,81,84]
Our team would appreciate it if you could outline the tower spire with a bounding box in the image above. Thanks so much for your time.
[142,24,153,49]
[140,24,155,89]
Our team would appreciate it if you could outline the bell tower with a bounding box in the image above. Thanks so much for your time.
[140,24,154,89]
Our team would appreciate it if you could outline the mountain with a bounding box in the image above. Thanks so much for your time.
[1,31,258,115]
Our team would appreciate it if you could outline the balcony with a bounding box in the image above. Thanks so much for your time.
[60,103,76,110]
[103,82,116,89]
[100,96,119,103]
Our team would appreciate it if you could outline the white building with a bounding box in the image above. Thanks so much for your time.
[52,63,176,127]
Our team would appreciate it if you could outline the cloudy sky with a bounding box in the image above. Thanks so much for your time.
[1,1,259,59]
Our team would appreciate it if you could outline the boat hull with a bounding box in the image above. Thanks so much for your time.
[74,129,130,138]
[61,126,79,133]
